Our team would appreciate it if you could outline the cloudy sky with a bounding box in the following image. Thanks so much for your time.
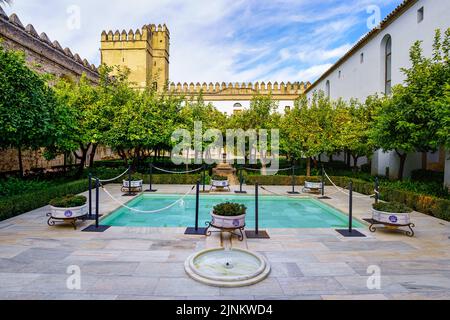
[2,0,401,84]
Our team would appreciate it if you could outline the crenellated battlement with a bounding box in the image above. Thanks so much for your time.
[101,24,170,43]
[0,9,99,80]
[168,81,311,95]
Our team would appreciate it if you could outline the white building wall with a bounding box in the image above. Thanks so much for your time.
[207,100,295,115]
[306,0,450,181]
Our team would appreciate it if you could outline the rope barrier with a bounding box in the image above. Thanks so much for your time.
[152,165,204,174]
[92,167,131,183]
[260,185,304,199]
[323,170,376,199]
[100,184,196,214]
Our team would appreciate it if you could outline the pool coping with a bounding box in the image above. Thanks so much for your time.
[98,189,368,229]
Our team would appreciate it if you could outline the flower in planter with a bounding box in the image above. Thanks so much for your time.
[213,202,247,216]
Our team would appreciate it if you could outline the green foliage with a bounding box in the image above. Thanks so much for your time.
[245,175,322,186]
[373,202,413,213]
[0,178,53,197]
[0,46,59,175]
[49,194,87,208]
[411,169,444,183]
[0,179,89,222]
[213,202,247,216]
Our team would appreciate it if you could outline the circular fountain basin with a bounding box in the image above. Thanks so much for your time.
[184,248,271,287]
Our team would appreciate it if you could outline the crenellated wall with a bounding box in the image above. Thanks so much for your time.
[0,8,99,82]
[168,81,310,101]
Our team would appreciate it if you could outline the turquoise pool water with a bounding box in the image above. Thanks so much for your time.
[101,194,363,229]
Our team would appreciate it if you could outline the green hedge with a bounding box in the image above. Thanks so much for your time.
[111,173,208,185]
[245,175,322,186]
[330,176,450,222]
[0,179,89,222]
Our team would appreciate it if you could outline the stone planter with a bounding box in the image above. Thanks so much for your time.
[372,209,411,226]
[304,181,323,189]
[303,181,323,193]
[47,204,88,230]
[50,204,88,219]
[212,179,229,188]
[121,180,143,192]
[211,179,230,191]
[211,212,246,229]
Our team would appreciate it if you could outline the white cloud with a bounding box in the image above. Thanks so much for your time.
[1,0,401,83]
[296,64,333,82]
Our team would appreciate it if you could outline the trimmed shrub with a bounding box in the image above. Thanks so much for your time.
[245,175,322,186]
[329,176,450,222]
[411,169,444,183]
[49,195,87,208]
[213,202,247,216]
[0,179,89,222]
[373,202,413,213]
[211,175,228,181]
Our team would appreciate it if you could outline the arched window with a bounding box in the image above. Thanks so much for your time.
[233,103,243,114]
[383,35,392,95]
[325,80,330,98]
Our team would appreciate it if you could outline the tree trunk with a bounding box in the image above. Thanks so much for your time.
[89,144,98,168]
[312,157,318,170]
[74,143,90,177]
[306,157,311,177]
[17,147,23,178]
[329,154,333,162]
[396,151,407,181]
[63,152,67,173]
[352,155,359,168]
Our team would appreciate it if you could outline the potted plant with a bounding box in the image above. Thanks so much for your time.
[372,202,413,226]
[47,195,88,229]
[211,202,247,229]
[121,174,143,192]
[303,178,323,193]
[211,175,230,190]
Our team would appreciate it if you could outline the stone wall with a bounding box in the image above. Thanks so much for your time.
[0,9,116,173]
[0,146,114,174]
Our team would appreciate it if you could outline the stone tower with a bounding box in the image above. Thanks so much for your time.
[100,24,170,90]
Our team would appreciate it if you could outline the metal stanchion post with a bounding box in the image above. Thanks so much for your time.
[185,181,207,235]
[287,165,299,194]
[88,173,92,218]
[145,163,157,192]
[336,180,365,237]
[246,182,270,239]
[235,167,247,194]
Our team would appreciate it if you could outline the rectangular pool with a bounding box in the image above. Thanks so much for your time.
[101,194,363,229]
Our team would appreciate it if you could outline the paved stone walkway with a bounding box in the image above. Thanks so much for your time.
[0,184,449,300]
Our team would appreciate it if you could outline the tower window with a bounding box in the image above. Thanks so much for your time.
[360,52,364,63]
[338,70,342,79]
[417,7,424,23]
